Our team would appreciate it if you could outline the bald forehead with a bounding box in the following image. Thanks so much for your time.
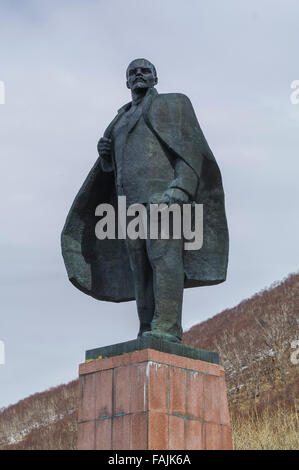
[126,59,156,77]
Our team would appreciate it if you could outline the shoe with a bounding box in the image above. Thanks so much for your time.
[141,330,181,344]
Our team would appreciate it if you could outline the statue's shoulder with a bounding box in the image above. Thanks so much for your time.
[152,93,194,116]
[154,92,192,106]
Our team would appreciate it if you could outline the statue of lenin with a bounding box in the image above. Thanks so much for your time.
[61,58,229,343]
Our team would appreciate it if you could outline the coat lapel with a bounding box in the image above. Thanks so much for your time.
[142,87,158,126]
[127,88,158,134]
[127,104,143,134]
[103,103,130,138]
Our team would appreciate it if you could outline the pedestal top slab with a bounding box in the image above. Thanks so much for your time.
[80,345,224,378]
[85,337,219,363]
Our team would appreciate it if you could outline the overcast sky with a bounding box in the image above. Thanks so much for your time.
[0,0,298,409]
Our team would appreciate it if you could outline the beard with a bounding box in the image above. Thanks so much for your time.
[133,79,147,89]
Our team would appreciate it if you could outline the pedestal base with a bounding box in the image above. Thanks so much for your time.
[78,345,233,450]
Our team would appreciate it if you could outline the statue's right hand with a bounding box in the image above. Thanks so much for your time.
[97,137,112,160]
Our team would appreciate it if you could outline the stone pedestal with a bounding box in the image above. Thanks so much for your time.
[78,340,233,450]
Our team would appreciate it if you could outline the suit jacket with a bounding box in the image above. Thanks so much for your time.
[61,88,229,302]
[102,89,199,206]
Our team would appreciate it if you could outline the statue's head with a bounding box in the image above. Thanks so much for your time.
[126,58,158,91]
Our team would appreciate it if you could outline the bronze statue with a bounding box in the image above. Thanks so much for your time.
[61,58,229,343]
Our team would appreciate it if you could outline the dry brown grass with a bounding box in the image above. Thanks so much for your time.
[231,406,299,450]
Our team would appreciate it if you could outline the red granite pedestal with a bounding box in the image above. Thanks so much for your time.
[78,348,233,450]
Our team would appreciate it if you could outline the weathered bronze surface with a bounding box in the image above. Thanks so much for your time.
[61,58,229,343]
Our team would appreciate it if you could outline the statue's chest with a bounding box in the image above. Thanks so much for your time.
[124,117,172,171]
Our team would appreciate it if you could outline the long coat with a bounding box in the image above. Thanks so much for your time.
[61,88,229,302]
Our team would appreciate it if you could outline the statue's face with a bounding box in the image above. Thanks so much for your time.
[126,59,157,91]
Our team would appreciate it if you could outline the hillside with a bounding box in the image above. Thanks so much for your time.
[183,272,299,416]
[0,381,78,450]
[0,272,298,450]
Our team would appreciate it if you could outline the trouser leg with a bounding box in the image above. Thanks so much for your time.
[146,236,185,342]
[125,237,155,336]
